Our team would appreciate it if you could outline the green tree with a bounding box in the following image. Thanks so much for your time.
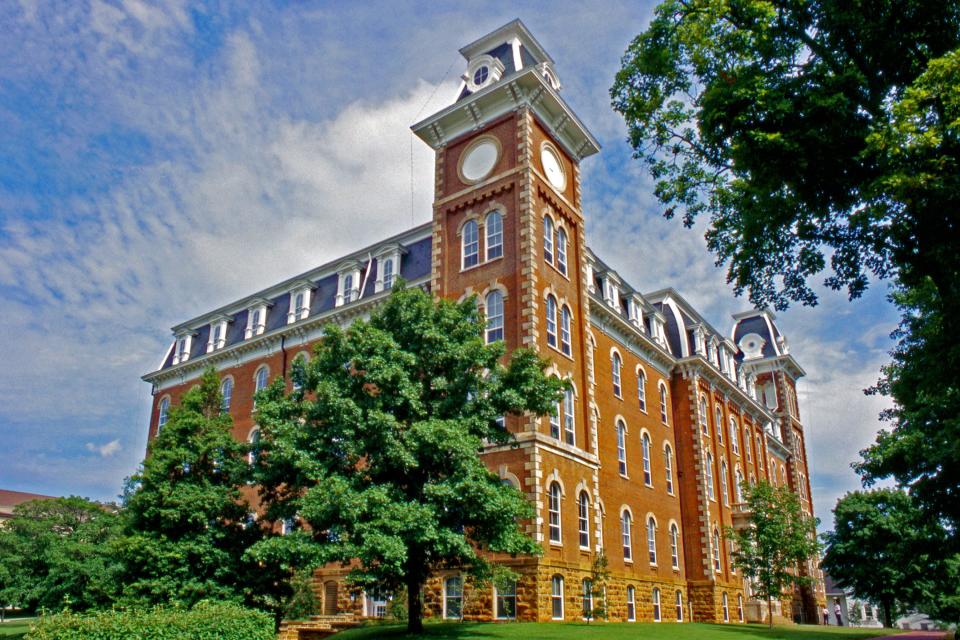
[588,551,610,622]
[249,283,563,633]
[119,367,288,616]
[822,488,953,628]
[611,0,960,541]
[726,481,820,628]
[0,497,122,614]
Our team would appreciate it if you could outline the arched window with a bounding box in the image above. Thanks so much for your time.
[616,420,627,475]
[647,516,657,564]
[664,444,674,494]
[713,528,722,572]
[722,592,730,622]
[560,305,572,356]
[581,579,593,618]
[556,227,568,275]
[757,435,764,468]
[720,460,730,505]
[342,273,354,303]
[563,387,575,445]
[744,429,752,462]
[546,295,558,347]
[551,575,564,620]
[382,258,394,290]
[612,352,622,397]
[255,366,269,393]
[730,417,740,454]
[737,594,744,622]
[543,216,554,264]
[715,406,724,443]
[637,370,647,411]
[549,394,561,439]
[220,378,233,413]
[294,291,306,316]
[485,290,504,343]
[699,396,708,435]
[642,433,652,486]
[670,523,680,569]
[462,219,479,268]
[444,576,463,619]
[621,510,632,561]
[578,491,590,548]
[626,585,636,622]
[735,468,745,503]
[652,587,662,622]
[659,384,669,424]
[548,482,562,544]
[485,211,503,260]
[157,397,170,431]
[675,590,684,622]
[248,427,261,465]
[706,452,716,500]
[291,353,309,392]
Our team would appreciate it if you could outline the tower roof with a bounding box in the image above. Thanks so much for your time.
[458,19,554,65]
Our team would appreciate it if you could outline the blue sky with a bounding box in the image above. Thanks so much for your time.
[0,0,899,530]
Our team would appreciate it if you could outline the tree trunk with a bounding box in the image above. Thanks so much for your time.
[881,598,893,629]
[406,576,424,634]
[768,595,774,629]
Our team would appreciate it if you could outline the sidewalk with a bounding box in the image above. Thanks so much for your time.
[874,632,947,640]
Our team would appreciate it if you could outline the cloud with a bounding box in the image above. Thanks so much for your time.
[86,439,122,458]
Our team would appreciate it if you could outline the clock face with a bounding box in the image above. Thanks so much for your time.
[460,138,499,183]
[541,144,566,191]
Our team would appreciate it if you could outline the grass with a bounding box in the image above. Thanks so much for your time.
[0,617,33,639]
[334,621,902,640]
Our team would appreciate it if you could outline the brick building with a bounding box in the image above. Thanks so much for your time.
[142,20,824,625]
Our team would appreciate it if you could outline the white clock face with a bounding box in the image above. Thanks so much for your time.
[460,139,499,183]
[541,145,566,191]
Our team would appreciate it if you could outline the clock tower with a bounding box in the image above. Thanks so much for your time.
[413,19,601,621]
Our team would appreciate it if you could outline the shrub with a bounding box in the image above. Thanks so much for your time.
[25,602,274,640]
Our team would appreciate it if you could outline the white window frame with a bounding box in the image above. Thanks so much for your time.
[730,417,741,455]
[642,433,652,486]
[172,332,192,365]
[611,352,622,398]
[494,577,517,620]
[626,585,636,622]
[556,226,568,275]
[207,317,229,353]
[706,453,716,501]
[652,587,662,622]
[543,216,554,264]
[616,420,628,476]
[721,460,730,505]
[444,576,463,620]
[676,591,684,622]
[670,523,680,569]
[715,406,724,444]
[713,528,722,573]
[578,491,590,549]
[665,443,674,495]
[462,219,479,269]
[621,510,632,561]
[659,383,669,424]
[157,396,170,431]
[560,305,572,356]
[647,516,657,565]
[545,295,558,347]
[336,264,362,307]
[551,575,564,620]
[220,377,233,413]
[637,368,647,412]
[548,482,562,544]
[244,300,270,339]
[485,211,503,261]
[484,290,504,343]
[287,282,314,323]
[563,387,575,445]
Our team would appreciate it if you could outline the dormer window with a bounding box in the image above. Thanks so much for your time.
[207,317,229,353]
[627,296,643,328]
[473,66,489,86]
[375,244,405,293]
[172,332,192,365]
[464,55,504,92]
[337,262,362,307]
[287,282,315,323]
[244,300,270,339]
[603,276,619,309]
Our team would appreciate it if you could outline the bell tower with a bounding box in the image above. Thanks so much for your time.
[412,19,602,621]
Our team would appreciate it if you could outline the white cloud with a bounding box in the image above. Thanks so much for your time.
[86,439,122,458]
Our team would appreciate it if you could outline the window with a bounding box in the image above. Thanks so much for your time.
[485,290,504,343]
[549,398,561,439]
[208,320,227,352]
[444,576,463,619]
[295,292,305,317]
[560,305,572,356]
[616,420,627,476]
[462,220,479,268]
[730,418,740,455]
[556,227,568,275]
[382,258,394,290]
[495,577,517,619]
[342,273,355,304]
[173,334,191,364]
[581,579,593,618]
[713,528,722,572]
[642,433,652,486]
[551,575,564,620]
[745,430,752,462]
[485,211,503,260]
[665,444,674,494]
[473,65,488,85]
[675,591,684,622]
[546,295,558,347]
[157,397,170,431]
[626,586,636,621]
[722,592,729,622]
[735,468,744,503]
[248,427,261,465]
[647,516,657,564]
[291,353,308,392]
[612,352,622,397]
[721,460,730,505]
[670,523,680,569]
[255,366,269,393]
[652,588,662,622]
[715,406,724,444]
[563,387,575,445]
[659,384,669,424]
[548,482,562,544]
[699,396,708,435]
[637,370,647,411]
[621,511,632,561]
[706,453,715,500]
[543,216,554,264]
[757,435,764,467]
[578,491,590,548]
[737,594,744,622]
[220,378,233,413]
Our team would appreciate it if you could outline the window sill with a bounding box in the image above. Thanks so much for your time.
[460,254,503,274]
[546,342,576,362]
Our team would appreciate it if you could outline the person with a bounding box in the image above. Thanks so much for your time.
[834,600,843,626]
[823,606,830,625]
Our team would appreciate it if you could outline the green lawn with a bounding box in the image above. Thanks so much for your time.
[335,621,901,640]
[0,618,32,639]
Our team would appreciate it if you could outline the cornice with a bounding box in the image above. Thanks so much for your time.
[587,295,674,374]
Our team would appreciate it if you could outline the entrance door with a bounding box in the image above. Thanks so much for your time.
[323,581,338,615]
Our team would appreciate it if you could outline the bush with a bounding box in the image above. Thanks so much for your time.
[25,602,274,640]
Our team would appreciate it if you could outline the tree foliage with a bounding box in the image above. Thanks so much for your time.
[726,481,820,627]
[249,283,564,632]
[0,497,122,613]
[118,367,287,615]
